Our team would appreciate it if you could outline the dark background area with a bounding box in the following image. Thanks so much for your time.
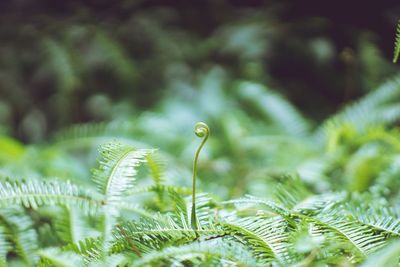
[0,0,399,142]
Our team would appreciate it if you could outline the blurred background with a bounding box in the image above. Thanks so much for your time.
[1,1,400,199]
[1,0,399,142]
[2,2,400,265]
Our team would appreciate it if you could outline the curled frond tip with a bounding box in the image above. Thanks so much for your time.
[194,122,209,138]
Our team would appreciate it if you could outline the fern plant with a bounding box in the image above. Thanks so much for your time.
[0,117,400,266]
[1,69,400,265]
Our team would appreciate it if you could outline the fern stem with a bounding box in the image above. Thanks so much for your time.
[116,225,142,257]
[191,122,209,230]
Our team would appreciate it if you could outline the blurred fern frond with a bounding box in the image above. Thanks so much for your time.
[0,180,102,213]
[0,209,39,265]
[394,21,400,63]
[222,216,292,264]
[92,142,152,202]
[38,248,85,267]
[320,76,400,135]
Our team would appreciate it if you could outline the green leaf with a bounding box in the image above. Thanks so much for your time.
[92,142,152,201]
[0,180,103,213]
[361,240,400,267]
[0,208,39,265]
[38,248,85,267]
[222,216,292,264]
[393,21,400,63]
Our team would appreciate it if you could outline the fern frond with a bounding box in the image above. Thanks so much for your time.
[0,208,39,264]
[285,222,346,265]
[131,238,260,267]
[393,21,400,63]
[0,227,9,266]
[145,153,165,187]
[237,82,310,136]
[94,31,136,81]
[92,142,152,201]
[166,191,217,230]
[54,122,109,141]
[112,214,224,255]
[87,254,127,267]
[361,239,400,267]
[372,155,400,197]
[378,104,400,126]
[38,248,85,267]
[126,184,192,197]
[64,237,103,263]
[0,180,103,213]
[113,202,160,221]
[166,188,190,226]
[187,193,218,228]
[294,192,346,213]
[225,195,292,219]
[54,207,95,244]
[222,216,293,264]
[42,38,78,92]
[53,121,144,149]
[133,184,193,214]
[345,202,400,237]
[319,77,400,135]
[307,204,387,259]
[272,175,312,209]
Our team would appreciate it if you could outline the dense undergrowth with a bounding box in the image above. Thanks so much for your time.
[0,12,399,267]
[1,73,400,266]
[2,2,399,144]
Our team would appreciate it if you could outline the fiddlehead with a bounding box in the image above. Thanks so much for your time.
[191,122,210,230]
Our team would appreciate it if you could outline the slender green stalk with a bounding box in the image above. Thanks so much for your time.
[191,122,209,230]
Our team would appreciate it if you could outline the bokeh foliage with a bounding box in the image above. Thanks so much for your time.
[0,1,399,141]
[1,1,400,266]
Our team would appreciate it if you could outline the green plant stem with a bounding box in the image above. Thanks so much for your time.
[191,122,209,230]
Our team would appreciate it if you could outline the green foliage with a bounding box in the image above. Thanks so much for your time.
[361,240,400,267]
[92,142,152,202]
[2,75,400,265]
[2,3,398,143]
[394,21,400,63]
[0,180,102,212]
[1,4,400,266]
